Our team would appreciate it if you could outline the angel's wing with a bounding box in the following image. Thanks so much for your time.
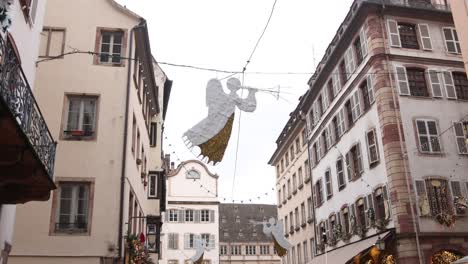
[206,79,225,108]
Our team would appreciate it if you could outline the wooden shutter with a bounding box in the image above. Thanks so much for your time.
[313,183,318,207]
[418,24,432,50]
[209,234,215,249]
[352,91,361,120]
[345,152,352,181]
[194,210,201,223]
[395,66,410,95]
[165,211,169,222]
[428,70,443,97]
[451,181,462,197]
[356,143,363,174]
[210,210,215,223]
[178,210,185,223]
[345,48,356,79]
[387,20,401,47]
[360,27,368,57]
[364,196,370,227]
[184,233,190,249]
[367,75,375,103]
[383,185,390,218]
[175,234,179,249]
[168,233,173,249]
[443,71,457,99]
[322,89,329,110]
[333,67,341,94]
[453,122,468,154]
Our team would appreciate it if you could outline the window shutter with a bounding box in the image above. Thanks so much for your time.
[428,70,443,97]
[415,180,426,196]
[345,152,352,181]
[175,234,179,249]
[333,67,341,94]
[418,24,432,50]
[339,108,346,135]
[336,212,341,229]
[194,210,201,223]
[165,212,169,222]
[451,181,462,197]
[179,210,185,223]
[209,234,215,249]
[453,122,468,154]
[387,20,401,47]
[443,27,458,53]
[360,27,368,57]
[168,233,172,249]
[345,48,356,79]
[351,204,357,219]
[184,233,190,249]
[443,71,457,99]
[356,143,363,174]
[395,66,410,95]
[367,75,375,103]
[313,184,318,207]
[322,89,329,110]
[364,196,369,227]
[383,185,390,218]
[353,92,361,120]
[210,210,215,223]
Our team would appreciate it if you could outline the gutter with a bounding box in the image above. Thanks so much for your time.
[118,23,144,260]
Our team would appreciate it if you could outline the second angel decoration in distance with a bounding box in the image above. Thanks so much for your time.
[183,77,257,165]
[263,217,292,257]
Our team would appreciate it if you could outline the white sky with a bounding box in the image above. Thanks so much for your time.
[116,0,354,204]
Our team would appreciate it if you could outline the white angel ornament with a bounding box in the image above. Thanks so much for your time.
[189,238,209,264]
[263,217,291,257]
[183,78,257,164]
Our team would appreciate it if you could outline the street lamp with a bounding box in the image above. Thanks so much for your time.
[146,215,159,253]
[375,236,385,251]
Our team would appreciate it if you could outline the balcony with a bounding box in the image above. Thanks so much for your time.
[0,35,56,204]
[366,0,450,11]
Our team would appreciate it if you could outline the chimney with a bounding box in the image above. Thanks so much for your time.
[170,162,175,170]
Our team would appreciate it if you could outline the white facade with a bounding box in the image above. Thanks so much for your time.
[0,0,47,262]
[161,160,220,264]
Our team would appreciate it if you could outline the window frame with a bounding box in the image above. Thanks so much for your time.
[50,178,95,236]
[442,27,461,54]
[62,94,99,140]
[148,174,158,198]
[366,128,380,167]
[94,27,128,66]
[415,119,441,154]
[453,121,468,154]
[40,27,66,58]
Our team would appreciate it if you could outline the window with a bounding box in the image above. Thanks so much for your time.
[297,243,302,264]
[374,186,389,220]
[201,210,210,222]
[231,245,241,255]
[426,179,452,215]
[284,215,288,234]
[54,182,91,233]
[341,207,350,234]
[346,143,363,181]
[292,174,297,192]
[148,174,158,198]
[336,157,346,190]
[276,165,280,178]
[399,23,420,49]
[366,129,380,166]
[453,72,468,100]
[307,197,313,221]
[186,170,201,179]
[290,146,295,160]
[282,185,286,201]
[304,160,310,181]
[350,91,361,122]
[150,122,157,147]
[325,169,333,199]
[298,167,303,187]
[443,27,461,54]
[416,119,441,153]
[64,96,98,138]
[185,210,194,222]
[184,233,196,249]
[280,159,284,172]
[285,153,290,167]
[168,233,179,250]
[407,68,429,97]
[359,77,374,111]
[327,79,335,103]
[220,245,227,255]
[339,60,347,86]
[278,189,282,204]
[132,116,137,154]
[287,179,292,197]
[354,35,364,65]
[303,241,308,262]
[294,207,299,228]
[300,203,306,225]
[314,179,324,207]
[453,121,468,154]
[235,215,240,223]
[295,138,301,153]
[289,212,294,232]
[322,128,331,151]
[40,28,66,58]
[302,130,307,146]
[344,47,356,80]
[169,209,178,222]
[291,246,296,264]
[260,245,270,255]
[201,233,210,248]
[345,100,353,129]
[97,29,124,64]
[246,245,256,255]
[356,199,366,228]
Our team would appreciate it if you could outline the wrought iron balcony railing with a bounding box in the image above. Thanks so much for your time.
[0,35,56,177]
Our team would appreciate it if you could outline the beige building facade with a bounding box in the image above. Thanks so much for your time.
[450,0,468,74]
[269,119,315,264]
[9,0,171,263]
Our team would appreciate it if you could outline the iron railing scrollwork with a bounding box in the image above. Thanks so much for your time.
[365,0,451,11]
[0,36,56,178]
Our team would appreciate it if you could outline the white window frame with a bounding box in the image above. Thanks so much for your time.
[415,119,441,153]
[344,47,356,79]
[387,19,402,47]
[428,69,443,97]
[99,30,124,64]
[366,128,380,166]
[148,174,158,198]
[336,157,346,189]
[418,24,433,50]
[169,209,178,222]
[442,27,461,54]
[201,210,210,222]
[351,91,361,121]
[360,26,368,58]
[185,209,194,222]
[325,169,333,199]
[65,96,98,135]
[55,183,90,232]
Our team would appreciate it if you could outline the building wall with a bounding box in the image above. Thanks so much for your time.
[272,122,316,264]
[160,160,220,264]
[0,0,47,262]
[219,242,280,264]
[449,0,468,74]
[10,1,165,263]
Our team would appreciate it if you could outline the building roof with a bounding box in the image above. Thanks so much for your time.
[219,204,277,243]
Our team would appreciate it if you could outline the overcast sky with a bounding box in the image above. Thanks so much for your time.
[116,0,354,204]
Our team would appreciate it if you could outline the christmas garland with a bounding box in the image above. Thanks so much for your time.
[126,234,155,264]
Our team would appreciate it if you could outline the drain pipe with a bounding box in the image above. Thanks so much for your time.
[117,23,144,260]
[378,5,424,263]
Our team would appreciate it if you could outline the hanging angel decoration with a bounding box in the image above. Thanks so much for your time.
[189,238,209,264]
[183,78,257,164]
[263,217,291,257]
